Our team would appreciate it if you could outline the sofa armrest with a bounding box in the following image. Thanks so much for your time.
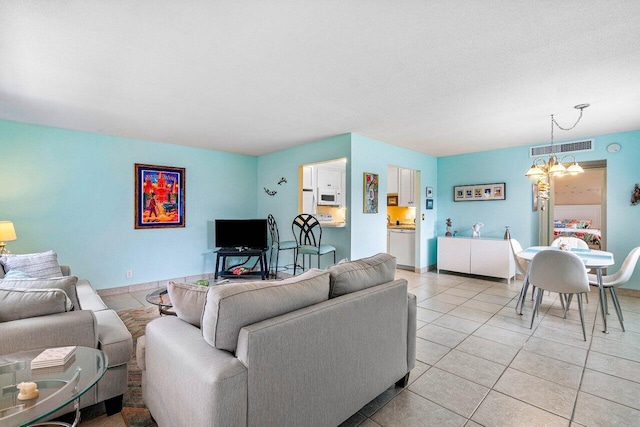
[0,310,98,355]
[143,316,247,427]
[406,292,417,372]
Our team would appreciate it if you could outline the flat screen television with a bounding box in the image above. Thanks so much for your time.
[215,219,268,250]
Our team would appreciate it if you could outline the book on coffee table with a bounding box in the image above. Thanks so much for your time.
[31,346,77,369]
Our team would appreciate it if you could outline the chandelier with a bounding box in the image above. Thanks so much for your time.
[526,104,589,203]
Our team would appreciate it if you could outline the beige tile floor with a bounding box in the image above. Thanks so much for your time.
[81,270,640,426]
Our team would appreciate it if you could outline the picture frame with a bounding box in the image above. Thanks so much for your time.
[453,182,506,202]
[387,194,398,206]
[426,198,433,209]
[426,187,433,198]
[363,172,379,213]
[532,183,539,212]
[135,163,185,229]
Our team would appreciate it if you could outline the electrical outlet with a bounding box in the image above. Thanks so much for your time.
[126,270,133,279]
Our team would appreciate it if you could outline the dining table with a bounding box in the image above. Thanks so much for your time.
[517,246,615,333]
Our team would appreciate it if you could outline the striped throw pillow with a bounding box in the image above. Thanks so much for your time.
[0,251,63,279]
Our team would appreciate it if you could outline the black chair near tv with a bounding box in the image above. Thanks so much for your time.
[292,214,336,274]
[267,214,298,278]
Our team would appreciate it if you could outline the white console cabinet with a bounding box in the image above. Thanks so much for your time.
[437,237,515,283]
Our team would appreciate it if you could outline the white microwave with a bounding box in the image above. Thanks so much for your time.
[318,188,340,205]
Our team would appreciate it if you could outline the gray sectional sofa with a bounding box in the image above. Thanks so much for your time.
[0,264,133,416]
[139,253,417,427]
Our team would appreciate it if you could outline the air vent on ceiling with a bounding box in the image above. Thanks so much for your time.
[530,139,594,158]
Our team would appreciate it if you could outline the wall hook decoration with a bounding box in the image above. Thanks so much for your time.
[264,187,277,196]
[278,177,287,185]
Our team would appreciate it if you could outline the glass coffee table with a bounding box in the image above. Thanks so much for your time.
[146,279,230,316]
[0,346,107,427]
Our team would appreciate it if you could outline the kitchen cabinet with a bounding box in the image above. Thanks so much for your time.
[437,237,515,283]
[317,169,341,189]
[387,166,399,193]
[388,229,415,268]
[398,168,416,207]
[303,166,314,189]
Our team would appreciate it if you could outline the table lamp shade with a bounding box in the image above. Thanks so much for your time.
[0,221,17,242]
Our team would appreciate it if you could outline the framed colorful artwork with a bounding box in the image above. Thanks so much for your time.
[363,172,379,213]
[454,182,506,202]
[135,163,185,229]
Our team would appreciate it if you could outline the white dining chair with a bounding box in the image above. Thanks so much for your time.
[511,239,532,314]
[528,250,590,340]
[587,247,640,332]
[551,236,589,249]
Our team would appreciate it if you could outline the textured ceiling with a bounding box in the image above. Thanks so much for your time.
[1,1,639,156]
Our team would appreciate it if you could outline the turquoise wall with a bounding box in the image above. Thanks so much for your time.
[438,130,640,288]
[351,134,438,268]
[3,118,638,290]
[0,120,257,289]
[256,134,351,269]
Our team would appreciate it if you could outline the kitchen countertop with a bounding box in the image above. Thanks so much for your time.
[387,224,416,230]
[320,221,346,228]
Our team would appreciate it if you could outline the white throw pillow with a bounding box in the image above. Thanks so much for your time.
[0,251,63,279]
[167,281,209,327]
[0,288,71,322]
[0,276,80,310]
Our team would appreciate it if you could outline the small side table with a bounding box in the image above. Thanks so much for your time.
[145,288,176,316]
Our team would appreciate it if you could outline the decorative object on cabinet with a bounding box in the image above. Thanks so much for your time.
[387,195,398,206]
[503,226,511,240]
[445,218,452,237]
[426,187,433,198]
[135,163,185,229]
[632,183,640,206]
[471,222,484,238]
[0,221,17,254]
[454,183,505,202]
[363,172,379,213]
[426,199,433,210]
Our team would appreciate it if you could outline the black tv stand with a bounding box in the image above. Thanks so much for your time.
[214,247,268,280]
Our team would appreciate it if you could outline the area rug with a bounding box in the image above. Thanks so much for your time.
[117,306,159,427]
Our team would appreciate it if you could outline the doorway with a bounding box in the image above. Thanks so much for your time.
[547,160,606,250]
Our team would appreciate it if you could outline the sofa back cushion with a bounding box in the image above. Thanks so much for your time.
[0,288,71,322]
[202,269,330,353]
[167,281,209,327]
[326,253,397,298]
[0,276,80,310]
[0,250,63,279]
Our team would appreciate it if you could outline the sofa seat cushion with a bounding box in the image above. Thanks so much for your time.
[202,268,330,353]
[326,253,397,298]
[0,250,63,279]
[0,288,71,322]
[167,282,208,327]
[0,276,80,311]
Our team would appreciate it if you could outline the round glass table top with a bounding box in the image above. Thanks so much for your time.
[0,346,107,427]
